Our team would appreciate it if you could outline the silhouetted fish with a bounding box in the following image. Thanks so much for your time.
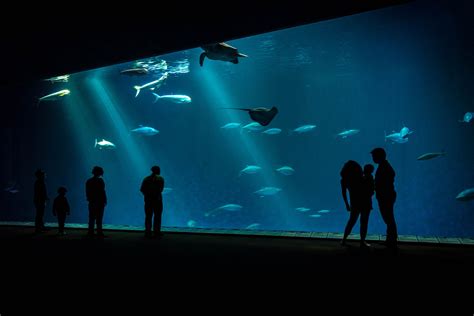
[222,107,278,126]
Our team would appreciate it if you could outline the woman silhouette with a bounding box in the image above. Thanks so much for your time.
[340,160,370,247]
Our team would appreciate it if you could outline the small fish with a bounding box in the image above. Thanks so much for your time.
[262,128,282,135]
[120,68,149,76]
[187,220,197,227]
[336,129,360,138]
[309,214,321,218]
[246,223,261,230]
[38,89,70,105]
[221,123,241,129]
[254,187,282,197]
[292,125,316,134]
[459,112,473,123]
[417,151,446,161]
[94,138,116,150]
[131,126,159,136]
[162,187,173,195]
[239,165,262,176]
[153,93,192,104]
[318,210,331,213]
[242,122,264,132]
[44,75,69,83]
[295,207,311,212]
[276,166,295,176]
[455,188,474,201]
[205,204,242,217]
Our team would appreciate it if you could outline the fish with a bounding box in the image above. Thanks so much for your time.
[292,125,317,134]
[400,126,414,138]
[120,68,149,76]
[4,182,20,194]
[245,223,261,229]
[162,188,173,195]
[221,123,241,129]
[152,93,191,104]
[459,112,473,123]
[455,188,474,201]
[309,214,321,218]
[94,138,116,150]
[239,165,262,176]
[242,122,265,132]
[187,220,197,227]
[336,129,360,138]
[254,187,282,197]
[295,207,311,212]
[133,72,168,97]
[205,204,242,217]
[318,210,331,213]
[131,126,159,136]
[38,89,70,105]
[262,128,282,135]
[276,166,295,176]
[44,75,69,83]
[221,107,278,126]
[417,151,446,161]
[385,131,409,144]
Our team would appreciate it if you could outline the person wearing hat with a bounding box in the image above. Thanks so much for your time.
[53,186,70,235]
[370,148,398,249]
[34,169,49,233]
[140,165,165,238]
[85,166,107,237]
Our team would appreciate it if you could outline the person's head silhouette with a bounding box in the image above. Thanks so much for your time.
[151,166,160,175]
[364,164,375,175]
[35,169,46,180]
[370,148,386,164]
[57,186,68,195]
[92,166,104,177]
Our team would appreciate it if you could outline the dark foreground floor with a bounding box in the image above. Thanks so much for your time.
[1,226,473,311]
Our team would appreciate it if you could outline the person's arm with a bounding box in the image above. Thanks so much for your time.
[341,180,351,212]
[102,179,107,205]
[159,177,165,193]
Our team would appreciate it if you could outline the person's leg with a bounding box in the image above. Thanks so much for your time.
[385,196,398,246]
[35,203,45,232]
[88,204,96,235]
[58,213,65,234]
[342,210,360,244]
[144,202,153,237]
[153,199,163,236]
[96,206,104,236]
[359,210,370,245]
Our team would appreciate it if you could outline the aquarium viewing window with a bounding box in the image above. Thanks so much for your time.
[1,0,473,239]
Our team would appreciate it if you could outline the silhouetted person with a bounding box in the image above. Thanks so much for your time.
[359,164,375,247]
[140,166,165,238]
[53,186,70,235]
[371,148,398,248]
[34,169,49,233]
[340,160,366,247]
[86,166,107,238]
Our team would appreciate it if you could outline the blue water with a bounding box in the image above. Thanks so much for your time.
[1,0,474,237]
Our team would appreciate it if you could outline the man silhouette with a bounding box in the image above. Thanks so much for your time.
[140,166,165,238]
[370,148,398,248]
[85,166,107,238]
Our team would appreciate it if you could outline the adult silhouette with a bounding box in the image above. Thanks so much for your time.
[140,166,165,238]
[371,148,398,248]
[85,166,107,238]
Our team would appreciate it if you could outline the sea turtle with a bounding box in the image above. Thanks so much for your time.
[199,42,248,66]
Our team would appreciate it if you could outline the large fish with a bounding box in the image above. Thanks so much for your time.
[205,204,242,217]
[94,138,116,150]
[44,75,69,83]
[120,68,149,76]
[254,187,282,197]
[239,165,262,176]
[131,126,159,136]
[336,129,360,138]
[133,72,168,97]
[38,89,70,106]
[292,125,317,134]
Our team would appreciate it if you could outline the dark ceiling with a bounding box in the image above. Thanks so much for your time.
[0,0,410,87]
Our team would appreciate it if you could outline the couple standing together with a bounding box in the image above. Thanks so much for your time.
[340,148,398,249]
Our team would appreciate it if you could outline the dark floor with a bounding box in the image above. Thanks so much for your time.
[1,226,473,311]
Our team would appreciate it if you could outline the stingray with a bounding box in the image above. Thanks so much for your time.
[221,106,278,126]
